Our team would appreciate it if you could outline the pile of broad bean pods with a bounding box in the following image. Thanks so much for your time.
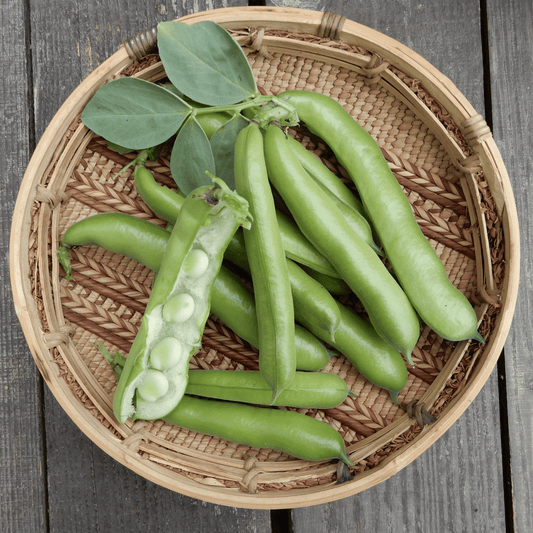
[58,20,483,466]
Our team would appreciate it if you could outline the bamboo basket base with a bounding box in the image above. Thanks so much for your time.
[10,7,518,509]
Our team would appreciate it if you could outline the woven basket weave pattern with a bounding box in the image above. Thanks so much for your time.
[22,20,507,502]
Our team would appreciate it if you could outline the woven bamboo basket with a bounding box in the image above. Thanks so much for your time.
[10,7,519,509]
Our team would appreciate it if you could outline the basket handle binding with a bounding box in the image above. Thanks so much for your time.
[35,185,68,209]
[462,114,493,147]
[122,11,347,61]
[317,11,347,40]
[122,419,266,493]
[123,26,157,60]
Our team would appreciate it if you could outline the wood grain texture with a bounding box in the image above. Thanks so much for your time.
[292,394,506,532]
[2,0,524,530]
[266,0,482,107]
[44,393,271,532]
[487,0,533,531]
[1,1,48,532]
[23,1,267,532]
[29,0,248,141]
[273,1,507,531]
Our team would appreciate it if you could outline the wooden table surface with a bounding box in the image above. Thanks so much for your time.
[1,0,530,531]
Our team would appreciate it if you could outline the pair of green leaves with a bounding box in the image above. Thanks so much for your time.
[81,21,258,193]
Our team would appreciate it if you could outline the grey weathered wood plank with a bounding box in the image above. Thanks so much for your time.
[26,1,270,531]
[291,393,505,532]
[29,0,245,142]
[266,1,506,531]
[0,1,48,532]
[44,396,271,532]
[487,0,533,531]
[4,0,518,530]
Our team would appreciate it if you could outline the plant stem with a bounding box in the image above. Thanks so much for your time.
[192,94,298,126]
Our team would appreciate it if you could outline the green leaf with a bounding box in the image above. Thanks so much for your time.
[161,83,184,98]
[209,114,249,190]
[81,77,191,149]
[157,20,257,106]
[170,116,216,194]
[107,141,134,154]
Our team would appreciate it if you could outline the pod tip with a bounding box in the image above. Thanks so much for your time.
[386,389,400,405]
[472,331,485,345]
[403,350,414,367]
[57,246,73,280]
[372,242,385,257]
[340,450,354,468]
[269,388,282,405]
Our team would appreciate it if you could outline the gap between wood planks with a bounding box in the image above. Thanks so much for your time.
[480,0,514,531]
[271,509,293,533]
[22,0,52,531]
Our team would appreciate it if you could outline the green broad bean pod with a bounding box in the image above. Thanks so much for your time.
[113,181,251,423]
[274,210,338,277]
[211,264,334,371]
[133,167,185,222]
[163,395,353,466]
[195,111,232,140]
[279,90,483,344]
[134,165,341,338]
[58,212,169,276]
[219,232,341,340]
[300,265,351,296]
[59,213,332,371]
[186,369,351,409]
[234,123,296,402]
[298,299,408,404]
[311,176,383,257]
[134,164,339,278]
[286,135,365,214]
[264,124,420,363]
[285,258,341,339]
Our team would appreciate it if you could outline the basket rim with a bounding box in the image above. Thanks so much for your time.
[9,6,520,509]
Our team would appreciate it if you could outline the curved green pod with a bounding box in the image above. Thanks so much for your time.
[60,212,168,275]
[285,258,341,339]
[211,265,332,372]
[133,166,341,339]
[221,232,341,341]
[60,213,332,372]
[113,182,251,423]
[298,300,408,404]
[164,395,353,466]
[301,265,351,296]
[280,90,483,344]
[186,369,350,409]
[287,134,365,214]
[195,111,232,140]
[134,164,340,278]
[274,210,339,277]
[311,176,383,256]
[134,168,186,223]
[234,123,296,402]
[264,124,420,363]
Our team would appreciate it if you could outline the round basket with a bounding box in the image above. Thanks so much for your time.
[10,7,519,509]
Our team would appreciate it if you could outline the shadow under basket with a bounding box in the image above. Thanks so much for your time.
[10,7,519,509]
